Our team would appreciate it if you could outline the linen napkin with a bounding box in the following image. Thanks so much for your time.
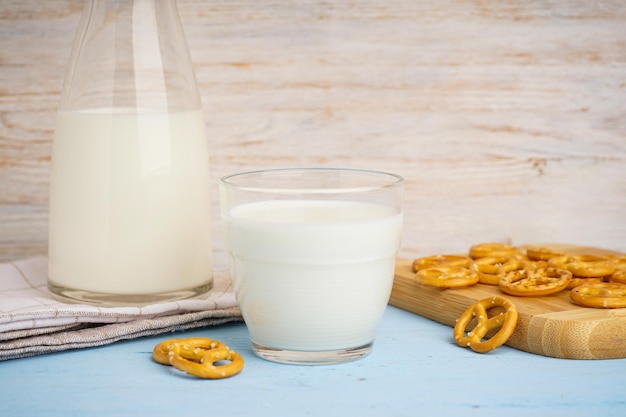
[0,256,242,361]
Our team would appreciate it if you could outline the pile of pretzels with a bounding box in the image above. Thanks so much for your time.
[412,242,626,354]
[412,242,626,308]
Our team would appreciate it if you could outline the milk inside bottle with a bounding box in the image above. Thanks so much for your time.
[48,108,212,299]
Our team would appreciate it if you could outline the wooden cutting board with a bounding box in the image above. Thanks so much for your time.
[389,244,626,360]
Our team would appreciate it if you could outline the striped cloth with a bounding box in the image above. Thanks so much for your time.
[0,257,241,360]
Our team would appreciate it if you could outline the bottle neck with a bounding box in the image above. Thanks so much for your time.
[59,0,200,112]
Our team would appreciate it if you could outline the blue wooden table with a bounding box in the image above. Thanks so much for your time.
[1,306,624,417]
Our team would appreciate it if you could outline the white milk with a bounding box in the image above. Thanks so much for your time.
[48,108,212,294]
[223,200,403,351]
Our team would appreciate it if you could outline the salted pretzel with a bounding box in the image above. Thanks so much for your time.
[472,256,512,285]
[498,258,547,274]
[526,246,564,261]
[548,255,614,278]
[498,267,572,296]
[453,296,518,353]
[471,256,545,286]
[168,343,244,379]
[416,266,479,289]
[570,282,626,309]
[153,337,243,379]
[469,243,517,259]
[412,254,472,272]
[490,258,548,285]
[498,259,576,289]
[153,337,229,365]
[567,277,604,289]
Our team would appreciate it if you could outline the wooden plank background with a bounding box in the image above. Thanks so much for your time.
[1,0,625,268]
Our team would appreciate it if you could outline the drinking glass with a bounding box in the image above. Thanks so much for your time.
[220,168,403,364]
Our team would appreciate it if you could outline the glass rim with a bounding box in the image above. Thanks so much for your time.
[220,167,404,194]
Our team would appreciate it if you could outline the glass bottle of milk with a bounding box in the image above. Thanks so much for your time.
[48,0,213,305]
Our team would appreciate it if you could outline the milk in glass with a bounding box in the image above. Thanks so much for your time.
[223,199,403,351]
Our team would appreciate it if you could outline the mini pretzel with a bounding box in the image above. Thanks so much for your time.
[567,276,603,289]
[474,257,546,285]
[472,256,512,285]
[469,243,517,259]
[153,337,228,365]
[168,343,244,379]
[498,267,572,296]
[153,337,243,379]
[416,266,479,288]
[412,254,472,272]
[570,282,626,309]
[453,296,518,353]
[498,258,547,274]
[526,246,564,261]
[548,255,614,278]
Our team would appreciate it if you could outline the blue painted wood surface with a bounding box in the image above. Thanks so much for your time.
[1,306,624,417]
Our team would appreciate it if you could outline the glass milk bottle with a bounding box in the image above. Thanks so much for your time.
[48,0,213,305]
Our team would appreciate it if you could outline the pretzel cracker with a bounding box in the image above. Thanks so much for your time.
[498,267,572,296]
[152,337,244,379]
[453,296,518,353]
[416,266,479,289]
[570,282,626,309]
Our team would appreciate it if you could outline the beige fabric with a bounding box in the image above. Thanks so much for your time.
[0,257,242,360]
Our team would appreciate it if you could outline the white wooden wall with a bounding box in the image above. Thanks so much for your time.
[1,0,625,267]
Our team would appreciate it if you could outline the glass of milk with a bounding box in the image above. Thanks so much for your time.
[220,168,403,365]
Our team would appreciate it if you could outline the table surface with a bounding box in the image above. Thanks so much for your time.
[1,305,624,417]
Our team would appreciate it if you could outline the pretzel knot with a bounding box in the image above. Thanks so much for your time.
[525,246,564,261]
[548,255,614,278]
[454,296,518,353]
[570,282,626,309]
[498,267,572,296]
[412,254,472,272]
[469,243,517,259]
[152,337,244,379]
[416,266,479,288]
[472,256,512,285]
